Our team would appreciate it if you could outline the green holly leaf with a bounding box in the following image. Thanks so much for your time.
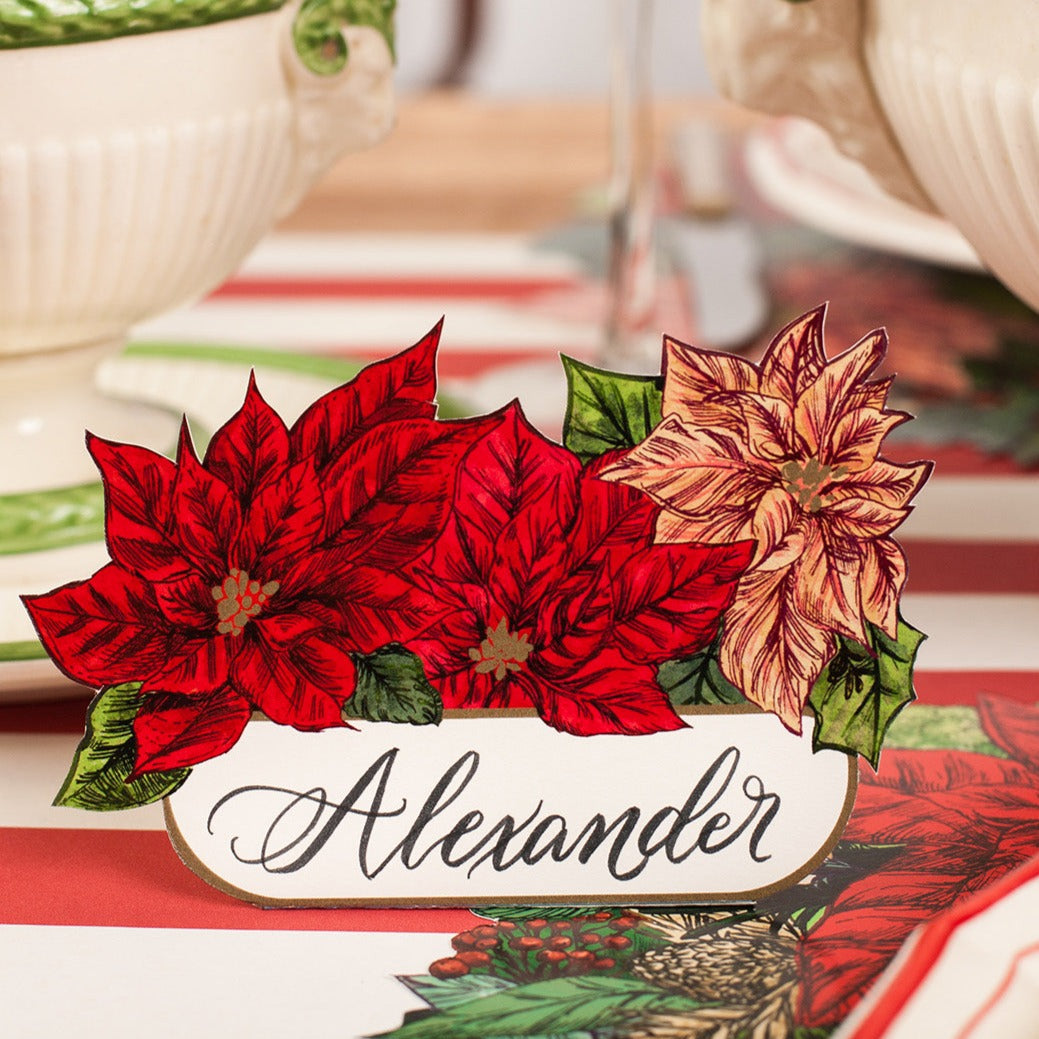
[54,683,189,810]
[398,973,516,1013]
[808,618,926,769]
[561,356,662,463]
[657,642,747,707]
[372,976,705,1038]
[345,643,443,725]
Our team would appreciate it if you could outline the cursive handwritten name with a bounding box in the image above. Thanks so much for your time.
[206,746,780,883]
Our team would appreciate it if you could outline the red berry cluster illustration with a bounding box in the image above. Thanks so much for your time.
[428,911,657,983]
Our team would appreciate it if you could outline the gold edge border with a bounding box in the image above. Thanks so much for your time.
[163,747,858,910]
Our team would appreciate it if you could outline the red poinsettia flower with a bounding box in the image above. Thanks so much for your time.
[405,404,754,736]
[796,696,1039,1028]
[23,326,493,774]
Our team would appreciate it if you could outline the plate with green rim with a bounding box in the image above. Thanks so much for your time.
[0,341,376,702]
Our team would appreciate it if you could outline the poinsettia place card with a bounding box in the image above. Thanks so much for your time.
[24,308,930,906]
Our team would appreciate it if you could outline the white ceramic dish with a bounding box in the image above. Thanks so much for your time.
[745,119,983,271]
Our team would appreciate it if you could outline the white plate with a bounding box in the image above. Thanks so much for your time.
[746,118,984,271]
[0,344,368,703]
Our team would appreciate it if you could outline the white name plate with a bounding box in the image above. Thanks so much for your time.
[165,710,856,907]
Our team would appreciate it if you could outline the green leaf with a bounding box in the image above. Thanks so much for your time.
[54,683,189,810]
[561,356,662,463]
[657,642,747,707]
[398,973,516,1012]
[475,906,608,923]
[808,618,926,769]
[884,704,1007,756]
[373,976,705,1038]
[345,643,443,725]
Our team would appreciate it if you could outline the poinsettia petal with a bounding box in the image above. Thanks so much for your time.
[794,521,868,644]
[233,630,355,729]
[171,424,240,576]
[795,329,887,456]
[203,372,290,501]
[322,413,499,568]
[822,405,909,472]
[977,697,1039,769]
[454,403,580,577]
[560,454,657,570]
[736,393,799,461]
[407,590,494,684]
[601,416,773,517]
[437,664,534,711]
[602,540,753,663]
[153,573,217,628]
[654,504,758,547]
[22,565,174,688]
[661,333,758,425]
[849,374,894,412]
[290,322,441,470]
[758,304,828,404]
[823,495,911,540]
[237,458,324,576]
[719,564,836,730]
[826,457,932,511]
[529,647,685,736]
[335,564,447,651]
[750,486,801,566]
[858,537,907,636]
[143,632,233,696]
[132,688,251,775]
[87,434,189,582]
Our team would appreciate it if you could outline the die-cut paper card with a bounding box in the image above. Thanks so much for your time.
[25,307,930,907]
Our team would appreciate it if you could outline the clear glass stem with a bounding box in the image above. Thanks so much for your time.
[603,0,657,372]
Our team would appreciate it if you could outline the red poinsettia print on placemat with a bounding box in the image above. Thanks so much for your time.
[796,696,1039,1029]
[601,305,931,730]
[23,324,495,775]
[404,404,754,736]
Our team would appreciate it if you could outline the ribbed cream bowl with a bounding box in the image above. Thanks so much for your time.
[0,8,393,492]
[865,0,1039,309]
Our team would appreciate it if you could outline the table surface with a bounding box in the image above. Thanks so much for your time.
[3,91,1038,1039]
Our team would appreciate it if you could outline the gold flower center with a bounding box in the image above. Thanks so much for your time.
[780,458,840,513]
[468,618,533,680]
[211,568,279,636]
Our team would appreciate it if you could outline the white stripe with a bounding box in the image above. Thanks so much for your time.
[236,230,584,279]
[0,733,165,830]
[134,298,600,351]
[902,478,1039,543]
[1,925,451,1039]
[902,593,1039,670]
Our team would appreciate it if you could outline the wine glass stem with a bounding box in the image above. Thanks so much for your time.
[604,0,656,371]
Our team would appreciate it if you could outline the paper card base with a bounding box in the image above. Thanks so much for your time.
[165,709,856,908]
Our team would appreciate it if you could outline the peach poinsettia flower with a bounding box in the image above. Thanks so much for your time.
[600,306,931,730]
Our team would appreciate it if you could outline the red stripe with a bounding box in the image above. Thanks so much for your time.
[844,855,1039,1039]
[886,442,1034,476]
[902,541,1039,594]
[0,827,476,933]
[213,276,577,301]
[280,345,595,380]
[914,672,1037,706]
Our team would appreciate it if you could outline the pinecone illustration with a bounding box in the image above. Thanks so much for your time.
[628,917,798,1038]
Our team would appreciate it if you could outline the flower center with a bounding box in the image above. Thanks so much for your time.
[211,568,279,637]
[780,458,840,513]
[468,618,533,681]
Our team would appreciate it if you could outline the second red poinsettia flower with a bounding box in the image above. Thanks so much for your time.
[23,326,494,774]
[404,404,754,736]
